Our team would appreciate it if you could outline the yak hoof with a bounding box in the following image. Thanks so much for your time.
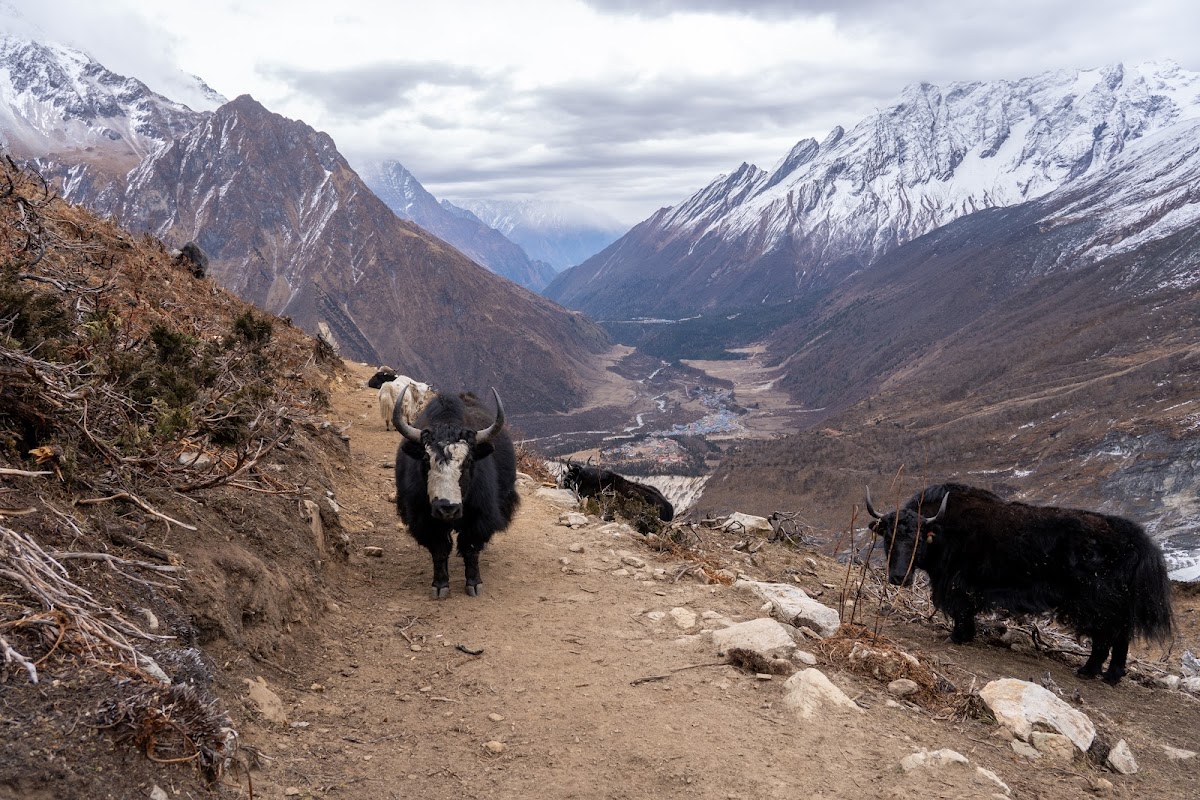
[432,585,450,600]
[1076,665,1101,680]
[466,583,481,597]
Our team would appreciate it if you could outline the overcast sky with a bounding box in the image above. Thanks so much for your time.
[7,0,1199,224]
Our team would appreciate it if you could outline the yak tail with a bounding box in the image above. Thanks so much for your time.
[1123,519,1174,642]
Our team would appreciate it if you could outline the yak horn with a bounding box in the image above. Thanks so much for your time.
[864,486,882,519]
[475,388,505,444]
[922,492,950,525]
[395,383,423,443]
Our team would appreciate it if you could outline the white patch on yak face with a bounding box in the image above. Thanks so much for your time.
[426,441,469,506]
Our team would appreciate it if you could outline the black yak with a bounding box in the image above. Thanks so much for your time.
[865,482,1173,684]
[561,461,674,522]
[367,368,398,389]
[394,386,518,598]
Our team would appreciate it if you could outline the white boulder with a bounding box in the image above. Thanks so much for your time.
[979,678,1095,753]
[782,668,862,719]
[734,580,840,637]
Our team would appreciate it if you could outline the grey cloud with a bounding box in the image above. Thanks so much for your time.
[264,61,498,117]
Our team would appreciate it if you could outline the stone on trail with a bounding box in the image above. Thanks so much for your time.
[734,580,840,637]
[887,678,919,697]
[1106,739,1138,775]
[669,607,697,630]
[899,748,969,772]
[1162,744,1197,760]
[781,668,862,719]
[710,617,796,660]
[558,511,589,528]
[244,676,288,725]
[1030,732,1075,765]
[537,487,580,508]
[979,678,1095,753]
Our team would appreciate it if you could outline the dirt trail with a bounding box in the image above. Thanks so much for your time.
[231,364,1190,800]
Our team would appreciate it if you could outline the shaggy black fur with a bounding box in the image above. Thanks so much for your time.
[367,369,397,389]
[561,461,674,522]
[868,482,1173,684]
[394,392,519,598]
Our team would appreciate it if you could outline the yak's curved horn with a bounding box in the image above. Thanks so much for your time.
[395,383,423,443]
[864,486,882,519]
[475,388,505,444]
[922,492,950,525]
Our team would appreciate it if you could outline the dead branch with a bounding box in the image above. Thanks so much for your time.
[74,492,197,531]
[0,468,52,478]
[107,530,180,564]
[0,632,38,683]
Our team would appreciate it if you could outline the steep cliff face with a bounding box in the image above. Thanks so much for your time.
[112,96,609,413]
[547,62,1200,318]
[360,160,557,292]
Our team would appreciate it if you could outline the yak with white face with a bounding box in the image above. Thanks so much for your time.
[393,386,519,598]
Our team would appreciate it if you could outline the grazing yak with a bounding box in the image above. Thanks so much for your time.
[865,482,1173,684]
[561,461,674,522]
[394,386,518,598]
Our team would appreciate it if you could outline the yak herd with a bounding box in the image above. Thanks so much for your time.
[366,369,1175,685]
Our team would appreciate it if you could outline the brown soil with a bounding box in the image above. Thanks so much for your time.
[227,363,1200,800]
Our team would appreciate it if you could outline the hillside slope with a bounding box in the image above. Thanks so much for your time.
[111,96,610,414]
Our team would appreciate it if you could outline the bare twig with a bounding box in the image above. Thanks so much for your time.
[75,492,197,531]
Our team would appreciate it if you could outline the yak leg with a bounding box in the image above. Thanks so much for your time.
[463,549,482,597]
[1102,631,1131,685]
[1078,635,1112,679]
[458,527,490,597]
[429,532,453,599]
[950,613,977,644]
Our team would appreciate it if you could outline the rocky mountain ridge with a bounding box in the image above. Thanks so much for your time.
[108,96,610,413]
[360,160,558,291]
[546,61,1200,319]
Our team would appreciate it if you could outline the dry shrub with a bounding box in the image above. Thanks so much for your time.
[97,683,236,782]
[817,623,957,709]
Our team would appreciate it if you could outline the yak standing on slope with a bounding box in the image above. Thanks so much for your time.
[865,482,1173,684]
[394,386,519,598]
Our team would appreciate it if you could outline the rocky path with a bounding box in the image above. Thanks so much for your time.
[228,365,1185,800]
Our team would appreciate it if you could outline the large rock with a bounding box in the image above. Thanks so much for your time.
[722,512,773,535]
[711,618,796,659]
[734,580,840,637]
[782,669,862,719]
[980,679,1095,752]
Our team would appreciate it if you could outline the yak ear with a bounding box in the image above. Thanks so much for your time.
[473,441,495,460]
[401,440,424,460]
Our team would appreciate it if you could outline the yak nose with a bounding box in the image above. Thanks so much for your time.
[431,499,462,520]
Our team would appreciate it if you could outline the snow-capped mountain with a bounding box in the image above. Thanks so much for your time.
[0,33,216,188]
[546,61,1200,318]
[446,198,628,271]
[359,160,558,292]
